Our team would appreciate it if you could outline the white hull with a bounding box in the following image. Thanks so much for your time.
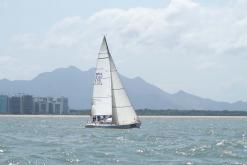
[85,122,141,129]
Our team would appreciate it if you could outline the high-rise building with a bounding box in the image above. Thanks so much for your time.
[9,96,21,114]
[0,95,9,113]
[54,97,69,114]
[33,97,47,114]
[1,94,69,114]
[33,96,69,114]
[9,95,34,114]
[21,95,33,114]
[61,97,69,114]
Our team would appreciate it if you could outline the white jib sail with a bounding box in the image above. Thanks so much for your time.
[109,54,140,125]
[91,37,112,116]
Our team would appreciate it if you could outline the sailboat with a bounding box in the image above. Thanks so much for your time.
[85,36,141,129]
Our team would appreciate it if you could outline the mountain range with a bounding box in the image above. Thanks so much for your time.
[0,66,246,111]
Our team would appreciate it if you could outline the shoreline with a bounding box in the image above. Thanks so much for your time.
[1,115,247,119]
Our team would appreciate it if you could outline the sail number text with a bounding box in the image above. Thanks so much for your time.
[95,72,103,85]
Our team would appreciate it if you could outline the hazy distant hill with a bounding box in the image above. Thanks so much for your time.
[0,66,246,111]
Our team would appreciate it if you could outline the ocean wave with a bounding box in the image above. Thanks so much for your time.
[1,117,247,164]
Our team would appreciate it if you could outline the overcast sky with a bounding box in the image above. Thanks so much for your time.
[1,0,247,102]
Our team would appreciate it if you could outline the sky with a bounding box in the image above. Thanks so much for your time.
[0,0,247,103]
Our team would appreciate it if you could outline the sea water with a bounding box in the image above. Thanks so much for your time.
[0,116,247,165]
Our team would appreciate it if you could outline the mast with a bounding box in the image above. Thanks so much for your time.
[91,36,112,116]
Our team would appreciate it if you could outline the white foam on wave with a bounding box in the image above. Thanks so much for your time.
[8,163,20,165]
[115,136,134,143]
[66,158,80,163]
[222,150,236,157]
[175,150,187,156]
[104,152,110,156]
[116,136,125,141]
[137,149,144,153]
[216,140,225,146]
[190,144,210,153]
[186,161,193,165]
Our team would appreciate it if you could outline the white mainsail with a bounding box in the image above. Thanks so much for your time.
[90,36,140,127]
[109,53,140,125]
[91,37,112,116]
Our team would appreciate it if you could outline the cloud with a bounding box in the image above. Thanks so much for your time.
[11,16,84,49]
[4,0,247,101]
[0,55,41,80]
[0,56,17,65]
[11,0,247,57]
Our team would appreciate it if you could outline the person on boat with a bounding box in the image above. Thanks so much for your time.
[97,115,100,122]
[92,116,96,122]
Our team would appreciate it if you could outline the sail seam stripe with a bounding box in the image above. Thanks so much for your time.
[101,77,110,79]
[93,96,111,98]
[97,68,107,70]
[112,88,124,90]
[98,57,109,59]
[113,105,132,108]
